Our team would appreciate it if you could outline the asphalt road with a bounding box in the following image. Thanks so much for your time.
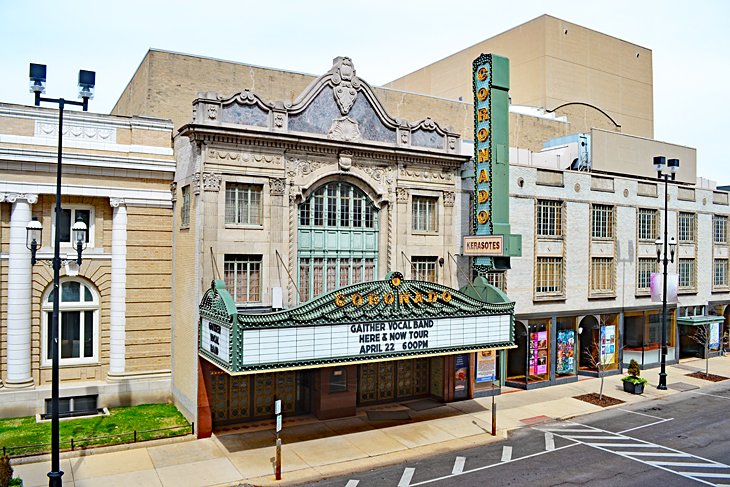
[311,381,730,487]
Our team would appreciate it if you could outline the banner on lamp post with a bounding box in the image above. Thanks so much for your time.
[650,272,678,303]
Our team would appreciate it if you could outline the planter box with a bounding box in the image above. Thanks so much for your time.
[623,380,645,395]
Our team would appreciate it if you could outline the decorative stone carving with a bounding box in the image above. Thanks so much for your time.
[207,150,282,166]
[274,112,285,128]
[270,178,286,196]
[1,193,38,204]
[420,117,437,131]
[170,182,177,202]
[448,137,457,152]
[286,157,330,178]
[396,187,408,203]
[36,122,116,143]
[443,191,455,207]
[339,151,353,171]
[356,165,394,186]
[400,130,409,145]
[328,117,362,142]
[202,173,222,192]
[207,106,218,120]
[331,57,361,115]
[110,198,126,207]
[289,186,302,204]
[400,167,453,182]
[574,183,581,193]
[192,172,201,195]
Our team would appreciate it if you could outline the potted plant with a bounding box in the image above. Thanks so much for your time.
[622,359,648,394]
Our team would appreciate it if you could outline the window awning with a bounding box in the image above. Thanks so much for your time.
[677,315,725,326]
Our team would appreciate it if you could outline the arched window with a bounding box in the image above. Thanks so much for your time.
[42,279,99,366]
[297,182,379,302]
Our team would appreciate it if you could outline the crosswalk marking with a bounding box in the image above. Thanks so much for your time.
[398,467,415,487]
[452,457,466,474]
[501,446,512,462]
[538,421,730,486]
[544,432,555,451]
[345,481,359,487]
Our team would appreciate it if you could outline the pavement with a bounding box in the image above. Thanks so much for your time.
[12,355,730,487]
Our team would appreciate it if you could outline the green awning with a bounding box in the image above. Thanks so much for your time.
[677,315,725,326]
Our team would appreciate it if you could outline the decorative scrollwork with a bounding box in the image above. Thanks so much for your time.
[270,178,286,196]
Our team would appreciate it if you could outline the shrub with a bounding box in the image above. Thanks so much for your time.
[627,359,641,378]
[0,454,13,487]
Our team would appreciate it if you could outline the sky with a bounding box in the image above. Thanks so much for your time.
[1,0,728,181]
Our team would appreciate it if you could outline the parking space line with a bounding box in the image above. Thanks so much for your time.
[688,391,730,400]
[501,446,512,462]
[452,457,465,474]
[618,409,667,420]
[544,432,555,451]
[398,467,415,487]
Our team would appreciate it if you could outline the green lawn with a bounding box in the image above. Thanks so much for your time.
[0,403,191,456]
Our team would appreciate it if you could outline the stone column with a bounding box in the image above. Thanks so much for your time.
[5,193,38,388]
[109,198,127,376]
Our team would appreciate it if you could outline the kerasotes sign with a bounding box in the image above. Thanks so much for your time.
[463,235,503,256]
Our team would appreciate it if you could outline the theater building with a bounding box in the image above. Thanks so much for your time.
[0,103,175,416]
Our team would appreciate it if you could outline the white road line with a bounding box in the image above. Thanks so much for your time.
[619,418,674,434]
[618,452,691,457]
[649,461,728,468]
[564,435,628,440]
[452,457,465,474]
[679,472,730,479]
[398,467,415,487]
[345,481,359,487]
[544,432,555,451]
[540,428,598,433]
[501,446,512,462]
[588,443,658,447]
[618,408,667,420]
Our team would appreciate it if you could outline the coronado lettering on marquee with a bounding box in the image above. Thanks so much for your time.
[473,54,494,266]
[335,290,452,307]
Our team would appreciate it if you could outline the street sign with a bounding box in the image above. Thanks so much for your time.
[275,399,281,415]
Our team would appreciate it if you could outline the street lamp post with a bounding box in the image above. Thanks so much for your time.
[653,156,679,390]
[25,63,94,487]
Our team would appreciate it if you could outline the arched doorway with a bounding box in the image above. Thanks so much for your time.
[578,315,598,371]
[297,181,379,302]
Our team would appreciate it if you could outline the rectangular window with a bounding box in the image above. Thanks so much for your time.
[223,255,262,303]
[484,271,506,292]
[591,257,614,293]
[536,200,563,238]
[591,204,614,239]
[58,208,92,244]
[412,257,437,282]
[412,196,438,232]
[535,257,563,295]
[638,208,658,241]
[637,258,658,291]
[678,258,696,289]
[677,212,696,243]
[181,185,190,227]
[715,259,729,288]
[715,215,728,244]
[225,183,262,225]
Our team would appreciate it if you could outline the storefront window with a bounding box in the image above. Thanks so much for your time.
[527,320,550,382]
[623,310,675,369]
[556,317,577,377]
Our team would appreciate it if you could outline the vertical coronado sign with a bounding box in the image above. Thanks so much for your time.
[473,54,495,270]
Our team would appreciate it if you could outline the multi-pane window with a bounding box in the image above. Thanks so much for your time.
[535,257,563,295]
[715,215,728,244]
[43,280,98,365]
[591,204,614,239]
[638,208,658,241]
[678,258,696,289]
[591,257,615,293]
[299,257,375,302]
[181,185,190,227]
[412,257,437,282]
[299,183,375,229]
[484,271,506,292]
[412,196,438,232]
[224,255,262,304]
[677,212,696,243]
[536,200,563,238]
[225,183,262,225]
[715,259,729,288]
[58,208,92,244]
[637,258,658,291]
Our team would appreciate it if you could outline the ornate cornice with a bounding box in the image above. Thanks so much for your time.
[0,193,38,204]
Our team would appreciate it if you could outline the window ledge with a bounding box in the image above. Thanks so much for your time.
[533,294,566,302]
[588,292,616,300]
[412,231,439,236]
[224,224,264,230]
[40,361,100,369]
[678,288,698,295]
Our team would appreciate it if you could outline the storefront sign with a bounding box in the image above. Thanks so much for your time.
[476,350,497,383]
[472,56,494,268]
[463,235,503,256]
[201,318,230,365]
[239,314,511,367]
[600,325,616,364]
[556,330,575,374]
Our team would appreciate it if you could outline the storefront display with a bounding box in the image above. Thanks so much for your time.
[556,329,575,374]
[529,331,548,375]
[600,325,616,365]
[454,354,469,399]
[476,350,497,383]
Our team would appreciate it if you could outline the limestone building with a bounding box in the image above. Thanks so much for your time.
[0,103,174,416]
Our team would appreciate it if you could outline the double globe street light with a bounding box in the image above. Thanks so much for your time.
[653,156,679,390]
[25,63,94,487]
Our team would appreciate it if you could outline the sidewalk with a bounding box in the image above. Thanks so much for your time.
[13,356,730,487]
